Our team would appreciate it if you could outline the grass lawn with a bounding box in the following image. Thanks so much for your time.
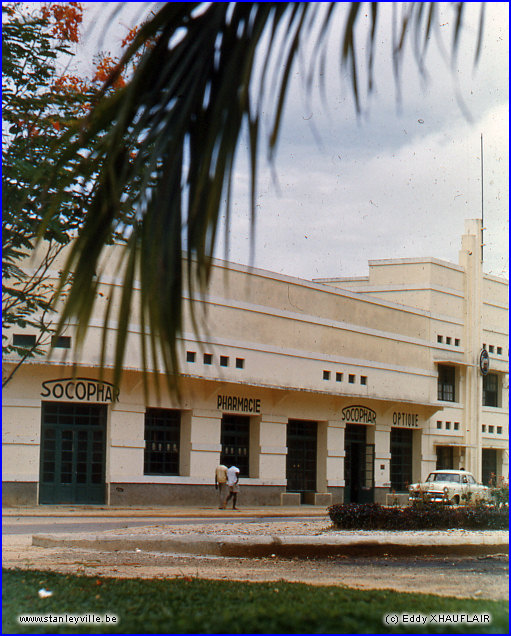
[3,569,508,634]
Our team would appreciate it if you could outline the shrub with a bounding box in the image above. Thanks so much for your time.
[327,502,509,530]
[491,483,509,506]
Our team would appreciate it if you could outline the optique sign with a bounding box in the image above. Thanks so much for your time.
[392,412,420,428]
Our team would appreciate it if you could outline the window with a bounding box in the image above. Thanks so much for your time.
[455,339,460,347]
[497,347,502,355]
[446,337,451,345]
[483,373,499,407]
[445,421,451,430]
[488,425,494,434]
[186,351,196,362]
[220,356,229,367]
[323,370,330,380]
[482,425,486,433]
[489,345,494,353]
[436,447,454,470]
[348,374,355,384]
[51,336,71,349]
[497,427,502,435]
[437,365,456,402]
[437,335,443,343]
[454,422,459,431]
[13,334,36,348]
[204,353,212,364]
[220,414,250,477]
[236,358,245,369]
[360,376,367,385]
[144,409,180,475]
[437,421,442,429]
[336,372,343,382]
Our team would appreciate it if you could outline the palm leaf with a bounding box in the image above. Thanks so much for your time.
[32,2,483,397]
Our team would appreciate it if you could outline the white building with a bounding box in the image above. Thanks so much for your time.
[2,219,508,506]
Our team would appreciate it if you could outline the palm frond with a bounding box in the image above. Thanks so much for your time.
[31,2,484,396]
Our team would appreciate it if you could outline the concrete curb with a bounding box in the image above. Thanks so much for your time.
[32,531,509,558]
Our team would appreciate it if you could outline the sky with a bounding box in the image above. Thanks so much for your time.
[83,2,508,282]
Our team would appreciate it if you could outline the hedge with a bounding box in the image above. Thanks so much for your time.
[327,502,509,530]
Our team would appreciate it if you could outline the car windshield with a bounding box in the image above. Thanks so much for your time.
[426,473,460,483]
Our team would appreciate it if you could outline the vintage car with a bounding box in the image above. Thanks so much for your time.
[408,469,491,504]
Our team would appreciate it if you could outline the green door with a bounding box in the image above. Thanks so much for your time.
[286,419,317,501]
[344,424,374,503]
[390,428,413,491]
[481,448,497,486]
[39,402,106,504]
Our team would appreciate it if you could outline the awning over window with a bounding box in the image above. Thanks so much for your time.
[433,359,469,366]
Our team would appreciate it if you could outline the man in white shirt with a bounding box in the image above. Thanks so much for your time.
[222,465,240,510]
[214,464,228,509]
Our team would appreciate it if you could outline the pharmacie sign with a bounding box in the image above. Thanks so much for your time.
[41,378,120,403]
[217,394,261,414]
[341,405,376,424]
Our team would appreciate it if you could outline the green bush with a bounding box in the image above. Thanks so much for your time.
[491,484,509,506]
[327,502,509,530]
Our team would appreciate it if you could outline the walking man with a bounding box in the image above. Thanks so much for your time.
[215,464,228,509]
[223,465,240,510]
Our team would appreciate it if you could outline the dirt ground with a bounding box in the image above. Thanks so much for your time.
[2,521,508,601]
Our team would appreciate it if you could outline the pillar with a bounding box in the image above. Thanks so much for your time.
[257,414,287,482]
[324,420,345,501]
[459,219,484,481]
[185,408,222,479]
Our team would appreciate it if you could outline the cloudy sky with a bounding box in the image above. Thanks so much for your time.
[85,2,508,281]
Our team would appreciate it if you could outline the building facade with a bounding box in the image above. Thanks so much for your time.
[2,219,508,506]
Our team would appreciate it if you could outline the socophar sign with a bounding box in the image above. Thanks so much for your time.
[41,378,120,403]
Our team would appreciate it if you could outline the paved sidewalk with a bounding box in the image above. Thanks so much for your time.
[2,504,329,518]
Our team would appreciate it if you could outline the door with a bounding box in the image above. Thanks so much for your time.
[481,448,497,486]
[361,443,375,503]
[344,424,374,503]
[436,445,454,470]
[286,420,317,501]
[390,428,413,491]
[39,402,106,504]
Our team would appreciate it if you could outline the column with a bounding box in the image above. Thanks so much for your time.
[184,409,222,479]
[459,219,483,480]
[373,425,390,491]
[412,428,423,482]
[324,420,345,499]
[421,423,439,478]
[257,414,287,483]
[109,405,145,484]
[249,415,261,479]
